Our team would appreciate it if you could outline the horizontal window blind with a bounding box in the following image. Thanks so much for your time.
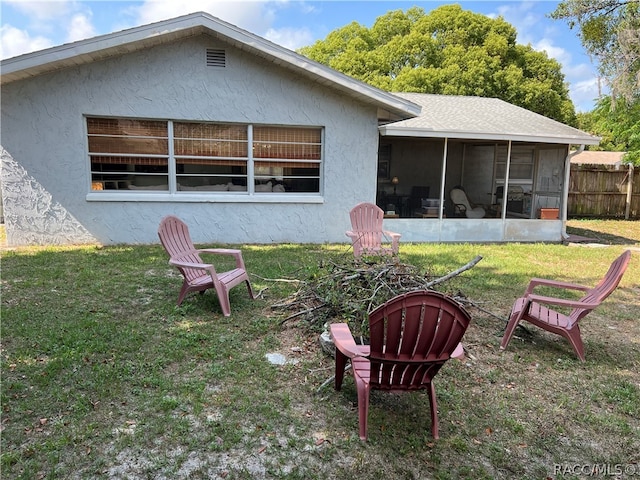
[91,155,168,166]
[176,158,247,166]
[87,118,168,137]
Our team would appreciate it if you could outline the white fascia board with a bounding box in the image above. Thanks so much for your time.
[379,125,602,145]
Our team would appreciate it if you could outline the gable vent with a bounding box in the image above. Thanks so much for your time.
[206,49,226,67]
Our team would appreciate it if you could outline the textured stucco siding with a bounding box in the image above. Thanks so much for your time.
[0,35,379,246]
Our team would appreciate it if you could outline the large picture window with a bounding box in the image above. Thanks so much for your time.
[88,117,322,195]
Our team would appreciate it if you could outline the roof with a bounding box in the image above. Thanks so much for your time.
[381,92,601,145]
[0,12,420,121]
[570,151,626,166]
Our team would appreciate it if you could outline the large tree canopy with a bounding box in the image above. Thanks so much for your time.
[578,96,640,165]
[299,5,576,124]
[551,0,640,104]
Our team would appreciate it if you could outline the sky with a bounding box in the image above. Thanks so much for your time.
[0,0,602,112]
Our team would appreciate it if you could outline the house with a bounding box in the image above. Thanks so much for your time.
[0,12,600,246]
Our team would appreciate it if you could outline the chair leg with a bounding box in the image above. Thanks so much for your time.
[427,382,439,439]
[355,377,370,441]
[500,300,527,351]
[562,326,586,362]
[214,284,232,317]
[334,351,348,391]
[245,280,255,299]
[177,281,190,306]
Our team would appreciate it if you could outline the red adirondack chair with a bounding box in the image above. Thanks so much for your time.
[345,202,401,258]
[500,250,631,361]
[157,215,255,316]
[330,290,471,440]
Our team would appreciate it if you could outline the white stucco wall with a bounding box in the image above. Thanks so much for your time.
[0,35,379,246]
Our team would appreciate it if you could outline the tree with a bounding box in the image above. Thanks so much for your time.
[299,5,576,124]
[578,95,640,165]
[551,0,640,104]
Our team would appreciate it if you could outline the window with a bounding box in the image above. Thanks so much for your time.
[88,118,169,191]
[174,122,248,191]
[495,145,534,181]
[88,117,322,195]
[253,126,321,193]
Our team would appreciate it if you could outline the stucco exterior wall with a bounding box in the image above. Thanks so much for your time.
[0,35,379,246]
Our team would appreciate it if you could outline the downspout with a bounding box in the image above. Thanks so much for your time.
[561,145,585,240]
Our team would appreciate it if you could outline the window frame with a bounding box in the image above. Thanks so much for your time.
[85,116,324,203]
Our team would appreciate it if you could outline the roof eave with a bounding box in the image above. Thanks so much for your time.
[379,125,601,145]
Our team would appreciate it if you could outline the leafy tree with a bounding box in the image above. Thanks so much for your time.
[551,0,640,104]
[299,5,576,124]
[578,96,640,165]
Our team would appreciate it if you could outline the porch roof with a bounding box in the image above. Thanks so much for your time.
[0,12,420,122]
[380,92,600,146]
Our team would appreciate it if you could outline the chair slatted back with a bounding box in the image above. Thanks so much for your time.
[570,250,632,323]
[158,215,206,282]
[349,202,385,250]
[367,291,471,391]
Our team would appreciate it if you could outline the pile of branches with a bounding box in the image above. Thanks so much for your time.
[271,255,482,338]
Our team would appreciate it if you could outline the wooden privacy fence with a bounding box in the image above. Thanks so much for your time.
[568,164,638,219]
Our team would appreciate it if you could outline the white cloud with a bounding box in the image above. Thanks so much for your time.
[66,12,96,43]
[3,0,72,21]
[533,38,571,66]
[570,77,601,112]
[132,0,276,34]
[264,26,313,50]
[1,0,95,57]
[0,24,52,58]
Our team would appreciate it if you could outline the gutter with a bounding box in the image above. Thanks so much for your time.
[562,145,585,240]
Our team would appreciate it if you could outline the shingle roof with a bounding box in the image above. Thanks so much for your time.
[0,12,420,120]
[570,151,626,165]
[381,92,600,145]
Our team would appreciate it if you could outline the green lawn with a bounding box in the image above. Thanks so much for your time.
[1,220,639,479]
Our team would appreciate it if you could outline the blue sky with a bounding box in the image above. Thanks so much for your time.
[0,0,601,112]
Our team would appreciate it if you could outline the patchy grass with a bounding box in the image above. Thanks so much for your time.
[566,218,640,246]
[1,222,639,479]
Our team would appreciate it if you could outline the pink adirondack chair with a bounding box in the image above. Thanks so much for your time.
[330,290,471,440]
[157,215,255,316]
[500,250,631,361]
[345,202,401,258]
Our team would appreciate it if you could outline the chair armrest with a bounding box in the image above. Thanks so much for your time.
[198,248,242,256]
[197,248,246,269]
[525,278,591,296]
[330,323,367,359]
[382,230,401,240]
[169,258,214,271]
[451,342,465,360]
[526,293,599,310]
[345,230,358,241]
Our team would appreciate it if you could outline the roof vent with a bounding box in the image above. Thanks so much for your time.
[206,49,226,67]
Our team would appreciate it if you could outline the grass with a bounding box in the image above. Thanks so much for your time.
[1,220,639,479]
